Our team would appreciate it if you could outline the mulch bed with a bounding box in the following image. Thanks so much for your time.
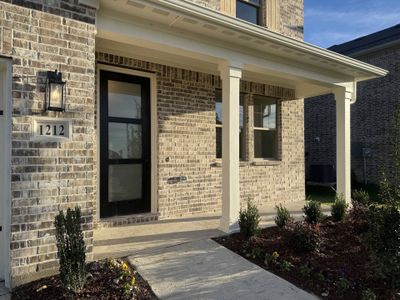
[12,259,158,300]
[214,215,399,300]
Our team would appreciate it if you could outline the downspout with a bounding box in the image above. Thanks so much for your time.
[350,80,357,104]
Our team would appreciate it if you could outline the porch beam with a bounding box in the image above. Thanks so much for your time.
[334,87,352,204]
[219,63,242,233]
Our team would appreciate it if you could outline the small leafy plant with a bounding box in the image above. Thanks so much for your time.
[55,207,86,293]
[250,247,263,260]
[108,259,137,298]
[280,260,294,272]
[361,289,377,300]
[352,189,370,206]
[285,222,320,253]
[275,204,293,228]
[331,194,348,221]
[336,277,351,291]
[299,264,312,278]
[264,251,279,267]
[303,200,323,224]
[239,199,260,239]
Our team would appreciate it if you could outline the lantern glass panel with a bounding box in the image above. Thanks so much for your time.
[49,82,63,109]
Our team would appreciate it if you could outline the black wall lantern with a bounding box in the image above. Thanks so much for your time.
[46,70,66,112]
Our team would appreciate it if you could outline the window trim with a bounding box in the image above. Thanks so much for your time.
[236,0,262,26]
[253,95,280,160]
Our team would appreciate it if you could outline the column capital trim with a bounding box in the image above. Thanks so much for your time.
[218,62,243,79]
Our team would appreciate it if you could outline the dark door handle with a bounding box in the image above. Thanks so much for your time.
[0,110,3,115]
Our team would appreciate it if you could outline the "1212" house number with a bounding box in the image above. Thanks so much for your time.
[32,118,71,141]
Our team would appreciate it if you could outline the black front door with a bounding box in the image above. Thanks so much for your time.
[100,70,151,218]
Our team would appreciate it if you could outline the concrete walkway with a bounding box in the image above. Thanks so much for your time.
[128,239,319,300]
[93,201,329,299]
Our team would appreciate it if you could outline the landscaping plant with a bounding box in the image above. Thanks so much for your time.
[366,204,400,292]
[361,289,377,300]
[303,200,323,224]
[351,189,370,206]
[274,204,293,228]
[54,207,86,293]
[238,199,260,239]
[331,194,348,221]
[285,222,320,253]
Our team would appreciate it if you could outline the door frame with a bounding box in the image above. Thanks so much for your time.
[0,56,12,288]
[96,64,158,220]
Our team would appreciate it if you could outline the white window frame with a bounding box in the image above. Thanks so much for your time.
[253,96,279,160]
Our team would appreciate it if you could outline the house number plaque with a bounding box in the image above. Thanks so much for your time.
[32,118,72,141]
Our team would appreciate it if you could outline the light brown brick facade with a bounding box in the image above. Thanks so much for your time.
[0,0,305,287]
[0,0,97,286]
[96,52,304,218]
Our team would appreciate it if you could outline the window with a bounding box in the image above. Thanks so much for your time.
[216,91,245,159]
[254,96,278,159]
[236,0,261,25]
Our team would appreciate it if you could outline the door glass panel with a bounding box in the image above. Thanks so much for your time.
[108,164,142,202]
[108,123,142,159]
[108,81,142,119]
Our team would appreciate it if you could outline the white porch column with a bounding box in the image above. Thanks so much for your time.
[218,63,242,233]
[334,87,352,204]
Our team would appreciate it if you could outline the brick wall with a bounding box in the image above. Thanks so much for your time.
[96,52,305,217]
[305,45,400,185]
[0,1,97,287]
[188,0,220,10]
[187,0,304,40]
[279,0,304,40]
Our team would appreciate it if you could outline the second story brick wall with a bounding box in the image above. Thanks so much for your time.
[187,0,304,40]
[279,0,304,40]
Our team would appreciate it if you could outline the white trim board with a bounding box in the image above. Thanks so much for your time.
[96,63,158,222]
[0,57,12,288]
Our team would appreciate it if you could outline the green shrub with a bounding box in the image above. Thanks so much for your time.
[348,202,370,233]
[280,260,294,272]
[378,173,400,206]
[299,264,312,278]
[250,247,263,260]
[331,194,348,221]
[285,222,320,253]
[366,205,400,291]
[361,289,377,300]
[352,189,370,206]
[303,200,323,224]
[239,199,260,239]
[336,277,351,291]
[274,204,293,228]
[55,207,86,293]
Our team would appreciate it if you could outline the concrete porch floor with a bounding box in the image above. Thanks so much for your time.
[93,200,331,260]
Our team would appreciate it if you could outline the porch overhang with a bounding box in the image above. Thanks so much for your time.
[97,0,388,99]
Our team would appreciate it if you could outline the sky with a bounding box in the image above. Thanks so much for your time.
[304,0,400,48]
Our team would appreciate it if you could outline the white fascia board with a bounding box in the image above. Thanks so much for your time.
[97,10,353,87]
[138,0,388,79]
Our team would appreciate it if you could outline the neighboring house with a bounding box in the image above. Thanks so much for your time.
[0,0,386,288]
[305,25,400,186]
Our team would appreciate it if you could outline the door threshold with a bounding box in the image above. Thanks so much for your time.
[96,212,159,229]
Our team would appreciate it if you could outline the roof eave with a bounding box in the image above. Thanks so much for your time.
[143,0,388,80]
